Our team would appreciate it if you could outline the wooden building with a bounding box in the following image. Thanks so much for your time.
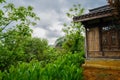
[73,0,120,79]
[73,2,120,59]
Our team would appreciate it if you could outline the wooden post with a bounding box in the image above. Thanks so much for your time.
[99,27,104,56]
[85,27,88,58]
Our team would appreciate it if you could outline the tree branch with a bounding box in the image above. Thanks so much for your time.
[2,21,12,31]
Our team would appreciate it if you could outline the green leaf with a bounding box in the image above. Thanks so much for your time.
[28,6,33,11]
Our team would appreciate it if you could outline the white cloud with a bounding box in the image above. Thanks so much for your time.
[49,38,58,45]
[32,27,46,39]
[5,0,107,45]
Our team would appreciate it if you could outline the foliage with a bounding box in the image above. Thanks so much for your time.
[0,2,39,71]
[24,39,64,64]
[62,4,85,54]
[24,37,48,61]
[1,52,84,80]
[0,1,85,79]
[55,36,65,47]
[0,0,5,3]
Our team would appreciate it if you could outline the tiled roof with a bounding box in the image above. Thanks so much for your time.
[73,5,117,22]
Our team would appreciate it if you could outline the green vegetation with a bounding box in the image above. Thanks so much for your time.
[1,53,84,80]
[0,1,39,71]
[59,4,85,54]
[24,37,48,61]
[0,1,85,80]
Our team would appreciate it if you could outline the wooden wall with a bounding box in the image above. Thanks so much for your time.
[87,27,100,52]
[88,51,120,58]
[86,26,120,58]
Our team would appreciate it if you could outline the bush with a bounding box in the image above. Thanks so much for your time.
[24,37,49,62]
[1,53,84,80]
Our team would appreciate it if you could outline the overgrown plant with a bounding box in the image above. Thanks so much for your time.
[0,1,40,71]
[62,4,85,54]
[24,37,48,61]
[1,52,84,80]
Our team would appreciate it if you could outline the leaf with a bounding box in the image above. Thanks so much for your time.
[0,10,4,17]
[31,22,36,26]
[69,8,73,12]
[66,13,70,17]
[0,0,5,3]
[28,6,33,11]
[4,3,15,10]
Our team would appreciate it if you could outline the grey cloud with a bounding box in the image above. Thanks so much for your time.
[67,0,106,8]
[46,29,62,38]
[5,0,107,44]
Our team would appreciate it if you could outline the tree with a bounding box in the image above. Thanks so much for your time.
[62,4,85,54]
[25,37,48,61]
[0,1,40,71]
[55,36,65,47]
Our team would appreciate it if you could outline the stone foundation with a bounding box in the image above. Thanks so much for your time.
[82,59,120,80]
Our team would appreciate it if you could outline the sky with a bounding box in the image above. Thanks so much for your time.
[6,0,107,45]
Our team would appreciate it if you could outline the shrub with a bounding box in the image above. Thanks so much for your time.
[24,38,48,61]
[1,53,84,80]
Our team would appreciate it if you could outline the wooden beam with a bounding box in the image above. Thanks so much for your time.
[74,13,113,22]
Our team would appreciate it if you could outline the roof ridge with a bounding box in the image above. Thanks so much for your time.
[89,5,109,11]
[89,5,112,13]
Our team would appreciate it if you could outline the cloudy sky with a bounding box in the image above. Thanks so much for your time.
[6,0,107,45]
